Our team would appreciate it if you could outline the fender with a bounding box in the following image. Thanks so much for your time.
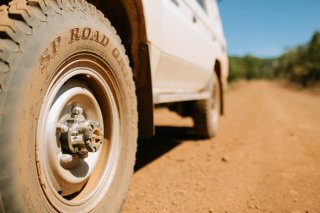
[88,0,154,138]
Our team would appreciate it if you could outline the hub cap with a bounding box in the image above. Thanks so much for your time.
[57,106,103,159]
[37,56,121,210]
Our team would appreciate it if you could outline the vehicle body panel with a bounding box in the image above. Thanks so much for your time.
[142,0,228,102]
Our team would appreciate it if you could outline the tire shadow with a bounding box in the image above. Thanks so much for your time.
[134,126,199,172]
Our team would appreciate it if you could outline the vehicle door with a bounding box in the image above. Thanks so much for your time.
[154,0,216,93]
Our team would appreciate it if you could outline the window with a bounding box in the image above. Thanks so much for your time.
[171,0,179,6]
[196,0,207,12]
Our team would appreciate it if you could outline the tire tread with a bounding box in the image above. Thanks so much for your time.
[0,0,132,103]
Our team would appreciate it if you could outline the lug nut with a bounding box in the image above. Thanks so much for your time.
[71,106,83,115]
[56,124,69,133]
[60,154,73,164]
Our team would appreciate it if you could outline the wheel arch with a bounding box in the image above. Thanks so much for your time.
[87,0,154,138]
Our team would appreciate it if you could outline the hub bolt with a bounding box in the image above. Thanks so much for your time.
[56,124,69,133]
[71,106,83,115]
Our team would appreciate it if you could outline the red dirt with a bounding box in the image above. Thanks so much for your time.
[123,80,320,212]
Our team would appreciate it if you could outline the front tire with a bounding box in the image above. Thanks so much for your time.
[0,1,137,212]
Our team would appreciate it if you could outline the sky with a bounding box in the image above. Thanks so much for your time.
[217,0,320,58]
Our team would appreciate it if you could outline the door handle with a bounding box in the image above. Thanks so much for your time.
[193,16,197,23]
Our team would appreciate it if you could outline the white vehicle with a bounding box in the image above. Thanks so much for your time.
[0,0,228,212]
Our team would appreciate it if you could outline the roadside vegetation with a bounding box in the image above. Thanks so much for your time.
[229,31,320,87]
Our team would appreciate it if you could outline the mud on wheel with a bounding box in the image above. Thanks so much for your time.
[0,0,137,212]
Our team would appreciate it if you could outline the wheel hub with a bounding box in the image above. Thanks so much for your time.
[57,106,104,159]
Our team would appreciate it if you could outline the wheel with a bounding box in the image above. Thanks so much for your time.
[192,72,221,138]
[0,0,137,212]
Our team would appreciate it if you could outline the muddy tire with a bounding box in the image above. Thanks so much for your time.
[192,72,221,138]
[0,0,137,212]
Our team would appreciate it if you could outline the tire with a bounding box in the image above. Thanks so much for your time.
[0,1,137,212]
[192,72,221,138]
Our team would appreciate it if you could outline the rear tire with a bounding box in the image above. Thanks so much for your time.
[0,1,137,212]
[192,72,221,138]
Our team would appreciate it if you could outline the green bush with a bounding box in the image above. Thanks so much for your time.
[229,55,276,82]
[275,31,320,87]
[229,31,320,87]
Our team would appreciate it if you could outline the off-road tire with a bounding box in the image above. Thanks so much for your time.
[0,0,137,212]
[192,72,221,138]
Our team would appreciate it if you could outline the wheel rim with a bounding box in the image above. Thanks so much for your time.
[37,54,121,210]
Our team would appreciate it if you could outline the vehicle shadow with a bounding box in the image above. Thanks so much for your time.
[134,126,199,172]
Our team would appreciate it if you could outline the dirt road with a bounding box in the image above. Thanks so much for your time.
[122,81,320,212]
